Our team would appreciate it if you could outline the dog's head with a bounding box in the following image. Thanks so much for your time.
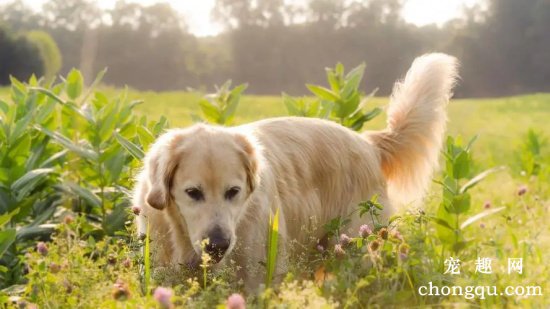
[144,125,259,263]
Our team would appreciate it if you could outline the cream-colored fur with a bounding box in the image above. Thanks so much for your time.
[133,53,459,289]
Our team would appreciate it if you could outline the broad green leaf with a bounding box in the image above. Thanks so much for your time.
[447,193,471,214]
[29,87,66,105]
[282,93,301,116]
[115,132,145,160]
[460,207,506,229]
[16,224,56,241]
[64,182,101,208]
[136,126,155,147]
[326,69,340,92]
[0,229,16,258]
[306,84,339,102]
[39,150,68,168]
[429,216,454,230]
[460,166,506,194]
[8,112,32,145]
[199,98,221,124]
[35,125,97,160]
[80,68,107,103]
[0,209,19,228]
[66,69,84,100]
[452,150,470,179]
[350,107,382,131]
[11,168,54,200]
[8,134,31,158]
[9,76,26,103]
[266,207,280,287]
[342,63,366,98]
[0,100,8,114]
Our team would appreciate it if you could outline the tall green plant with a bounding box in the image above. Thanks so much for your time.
[284,62,381,131]
[194,80,248,125]
[516,129,547,178]
[0,75,63,288]
[433,136,505,254]
[32,69,167,237]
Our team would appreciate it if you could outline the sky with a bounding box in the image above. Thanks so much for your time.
[0,0,480,37]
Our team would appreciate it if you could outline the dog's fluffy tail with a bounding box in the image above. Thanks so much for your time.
[369,53,459,205]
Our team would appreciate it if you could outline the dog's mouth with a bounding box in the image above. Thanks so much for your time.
[208,251,226,264]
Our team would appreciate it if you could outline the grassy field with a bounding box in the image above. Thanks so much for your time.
[1,85,549,308]
[110,88,550,167]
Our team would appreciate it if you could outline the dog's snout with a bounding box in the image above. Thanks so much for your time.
[204,227,231,262]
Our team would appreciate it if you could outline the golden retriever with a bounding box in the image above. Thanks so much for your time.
[133,53,458,289]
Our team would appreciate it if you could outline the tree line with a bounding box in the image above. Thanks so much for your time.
[1,0,549,97]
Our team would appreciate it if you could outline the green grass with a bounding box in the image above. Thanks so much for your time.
[104,88,550,167]
[1,85,549,308]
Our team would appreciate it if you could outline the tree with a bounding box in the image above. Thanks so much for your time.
[26,31,63,81]
[0,26,44,85]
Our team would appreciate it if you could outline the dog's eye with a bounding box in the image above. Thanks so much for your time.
[224,186,240,200]
[185,187,204,201]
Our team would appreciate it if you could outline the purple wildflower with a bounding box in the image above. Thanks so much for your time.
[226,293,246,309]
[36,242,48,256]
[359,224,372,238]
[153,287,173,308]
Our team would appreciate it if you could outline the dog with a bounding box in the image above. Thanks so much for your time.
[133,53,458,289]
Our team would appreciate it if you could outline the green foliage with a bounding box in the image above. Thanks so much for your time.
[25,31,62,81]
[433,136,505,254]
[285,62,381,130]
[265,207,280,288]
[0,69,166,289]
[0,26,44,85]
[516,129,548,178]
[195,80,248,125]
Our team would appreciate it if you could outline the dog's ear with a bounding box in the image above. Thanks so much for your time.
[234,134,259,194]
[145,133,183,210]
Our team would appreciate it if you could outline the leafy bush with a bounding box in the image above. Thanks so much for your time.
[284,62,381,130]
[194,80,248,125]
[516,129,548,178]
[433,136,505,253]
[0,69,166,288]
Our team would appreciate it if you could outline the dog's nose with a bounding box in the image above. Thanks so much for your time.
[204,227,231,263]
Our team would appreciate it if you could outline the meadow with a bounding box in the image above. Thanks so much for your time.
[0,69,549,308]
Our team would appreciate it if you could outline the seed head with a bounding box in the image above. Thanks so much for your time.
[483,200,491,209]
[359,224,372,238]
[369,240,381,252]
[63,215,74,224]
[49,262,61,274]
[226,293,246,309]
[112,279,131,301]
[378,228,389,240]
[153,287,173,309]
[36,242,48,256]
[131,206,141,216]
[517,185,528,196]
[122,257,132,268]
